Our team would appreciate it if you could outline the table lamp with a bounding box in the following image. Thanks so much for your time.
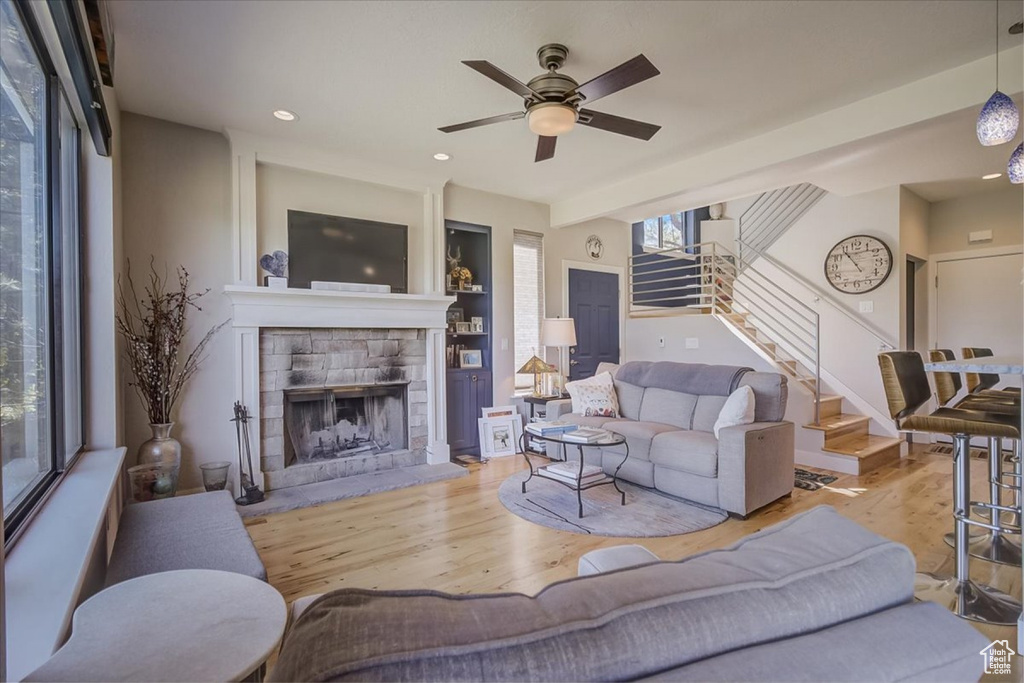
[541,317,577,395]
[517,355,554,397]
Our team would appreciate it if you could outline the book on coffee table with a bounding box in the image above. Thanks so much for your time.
[561,427,610,443]
[525,421,578,436]
[541,461,606,485]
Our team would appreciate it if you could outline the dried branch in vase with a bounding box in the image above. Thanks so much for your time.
[116,259,227,425]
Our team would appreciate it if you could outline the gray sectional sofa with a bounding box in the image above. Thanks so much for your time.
[271,506,986,681]
[548,360,794,517]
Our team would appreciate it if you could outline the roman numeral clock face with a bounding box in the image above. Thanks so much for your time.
[824,235,892,294]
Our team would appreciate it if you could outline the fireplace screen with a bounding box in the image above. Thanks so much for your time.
[284,383,408,464]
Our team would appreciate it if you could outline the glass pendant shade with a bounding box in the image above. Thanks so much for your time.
[1008,143,1024,184]
[976,91,1019,146]
[528,104,576,136]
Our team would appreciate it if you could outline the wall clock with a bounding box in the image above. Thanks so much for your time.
[585,234,603,260]
[824,234,892,294]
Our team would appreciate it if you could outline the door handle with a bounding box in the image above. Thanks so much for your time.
[569,360,579,366]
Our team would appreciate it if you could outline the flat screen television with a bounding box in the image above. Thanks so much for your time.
[287,210,408,292]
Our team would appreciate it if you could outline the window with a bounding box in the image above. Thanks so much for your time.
[2,0,84,538]
[513,231,544,390]
[641,210,703,252]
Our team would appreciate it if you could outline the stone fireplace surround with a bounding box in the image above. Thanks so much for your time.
[260,327,429,490]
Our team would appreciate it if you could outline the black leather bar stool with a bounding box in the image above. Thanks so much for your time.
[930,350,1021,566]
[878,351,1020,625]
[963,347,1022,396]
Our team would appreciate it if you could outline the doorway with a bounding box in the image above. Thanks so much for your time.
[567,268,620,381]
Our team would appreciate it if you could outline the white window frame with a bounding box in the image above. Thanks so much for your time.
[513,231,545,391]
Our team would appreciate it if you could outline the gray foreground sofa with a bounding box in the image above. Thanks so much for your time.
[548,361,794,517]
[271,506,985,681]
[105,490,266,586]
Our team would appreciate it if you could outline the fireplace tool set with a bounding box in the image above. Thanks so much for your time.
[232,401,265,505]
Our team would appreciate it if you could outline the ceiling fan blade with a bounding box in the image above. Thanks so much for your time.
[578,109,661,141]
[462,60,539,100]
[535,135,556,162]
[438,111,525,133]
[571,54,660,104]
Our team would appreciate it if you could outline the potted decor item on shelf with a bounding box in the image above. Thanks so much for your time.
[117,261,227,499]
[446,245,473,289]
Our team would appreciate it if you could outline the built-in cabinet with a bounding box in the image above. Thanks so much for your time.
[444,220,492,458]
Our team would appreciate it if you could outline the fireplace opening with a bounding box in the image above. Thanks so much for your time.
[284,383,408,465]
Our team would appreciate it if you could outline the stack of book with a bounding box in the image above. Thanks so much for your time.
[542,461,605,485]
[561,427,609,443]
[525,421,578,437]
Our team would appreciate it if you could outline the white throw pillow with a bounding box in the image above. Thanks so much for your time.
[565,372,620,418]
[713,386,756,438]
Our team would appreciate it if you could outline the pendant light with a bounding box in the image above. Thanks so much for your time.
[976,0,1019,146]
[1008,143,1024,184]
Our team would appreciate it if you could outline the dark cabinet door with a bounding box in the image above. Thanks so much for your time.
[446,370,492,456]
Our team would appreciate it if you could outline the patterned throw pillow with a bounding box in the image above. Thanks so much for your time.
[566,372,620,418]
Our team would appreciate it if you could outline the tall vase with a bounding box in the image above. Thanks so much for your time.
[137,423,182,497]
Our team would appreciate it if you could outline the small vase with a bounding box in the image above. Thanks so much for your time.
[137,423,182,498]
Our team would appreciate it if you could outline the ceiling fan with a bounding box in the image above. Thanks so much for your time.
[439,44,662,162]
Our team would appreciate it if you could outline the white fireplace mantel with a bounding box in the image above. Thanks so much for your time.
[223,285,456,329]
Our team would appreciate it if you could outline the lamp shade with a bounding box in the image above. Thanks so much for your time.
[976,91,1020,146]
[541,318,577,347]
[517,355,554,375]
[528,104,576,136]
[1008,143,1024,184]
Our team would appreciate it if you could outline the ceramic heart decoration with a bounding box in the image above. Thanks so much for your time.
[259,250,288,278]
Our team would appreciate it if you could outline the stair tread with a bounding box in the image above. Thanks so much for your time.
[818,394,842,403]
[823,434,902,459]
[803,413,870,432]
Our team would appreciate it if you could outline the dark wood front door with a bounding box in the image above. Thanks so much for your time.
[568,269,620,381]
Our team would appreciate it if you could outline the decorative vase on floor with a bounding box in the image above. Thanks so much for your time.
[137,423,182,497]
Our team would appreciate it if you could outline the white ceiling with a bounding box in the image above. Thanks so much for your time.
[614,101,1024,221]
[108,0,1023,205]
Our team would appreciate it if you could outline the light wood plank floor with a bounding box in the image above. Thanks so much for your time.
[245,446,1020,676]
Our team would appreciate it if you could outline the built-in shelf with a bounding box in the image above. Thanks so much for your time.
[447,331,488,337]
[446,289,488,295]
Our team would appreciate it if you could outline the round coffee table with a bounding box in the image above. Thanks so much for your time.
[25,569,287,682]
[519,428,629,518]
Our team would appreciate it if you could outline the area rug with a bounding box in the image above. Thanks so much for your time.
[237,462,467,517]
[498,470,727,537]
[794,468,838,491]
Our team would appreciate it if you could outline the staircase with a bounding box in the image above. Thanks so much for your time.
[738,183,827,263]
[629,239,902,475]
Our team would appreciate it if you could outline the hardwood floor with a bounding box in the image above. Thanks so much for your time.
[245,446,1020,675]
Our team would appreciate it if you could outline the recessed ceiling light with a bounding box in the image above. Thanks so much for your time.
[433,153,451,161]
[982,172,1002,180]
[273,109,297,121]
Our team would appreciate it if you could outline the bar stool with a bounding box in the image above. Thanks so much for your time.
[878,351,1021,624]
[930,350,1021,566]
[963,347,1021,396]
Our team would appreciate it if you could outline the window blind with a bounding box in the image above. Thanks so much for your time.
[513,231,545,389]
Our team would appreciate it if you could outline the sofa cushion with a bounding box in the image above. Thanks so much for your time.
[638,388,698,429]
[739,372,788,422]
[270,506,917,682]
[605,421,681,461]
[650,430,719,477]
[614,379,644,419]
[617,361,751,395]
[691,395,728,433]
[105,490,267,587]
[561,413,626,429]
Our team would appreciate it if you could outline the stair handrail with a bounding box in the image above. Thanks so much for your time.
[735,237,897,351]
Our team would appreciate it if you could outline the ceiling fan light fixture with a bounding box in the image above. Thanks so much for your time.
[528,103,576,137]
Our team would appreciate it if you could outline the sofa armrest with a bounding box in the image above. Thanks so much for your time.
[545,398,573,420]
[717,421,795,517]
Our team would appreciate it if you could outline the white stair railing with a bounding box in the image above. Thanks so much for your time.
[629,241,822,422]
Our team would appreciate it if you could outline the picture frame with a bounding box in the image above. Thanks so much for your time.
[470,284,483,292]
[455,321,473,333]
[478,415,522,459]
[446,308,464,325]
[482,405,517,419]
[458,349,483,368]
[470,316,484,333]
